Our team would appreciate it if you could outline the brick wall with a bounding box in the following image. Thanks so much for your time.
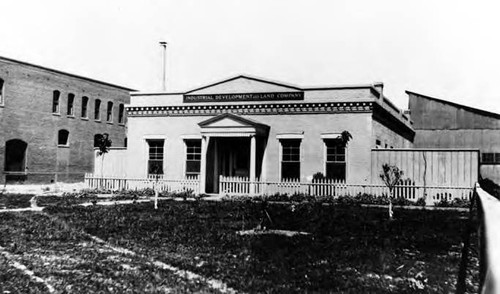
[0,59,130,183]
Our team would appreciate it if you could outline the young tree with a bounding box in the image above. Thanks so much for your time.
[95,133,112,188]
[150,164,162,210]
[340,130,353,147]
[380,163,403,219]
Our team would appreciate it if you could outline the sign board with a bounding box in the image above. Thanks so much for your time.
[183,92,304,103]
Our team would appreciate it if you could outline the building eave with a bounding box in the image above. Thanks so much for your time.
[372,103,415,142]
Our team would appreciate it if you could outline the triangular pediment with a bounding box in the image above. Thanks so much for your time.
[207,117,251,128]
[198,113,270,135]
[186,75,302,95]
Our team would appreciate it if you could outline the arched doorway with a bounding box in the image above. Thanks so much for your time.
[4,139,28,182]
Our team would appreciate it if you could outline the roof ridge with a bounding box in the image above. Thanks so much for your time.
[0,55,135,91]
[406,90,500,119]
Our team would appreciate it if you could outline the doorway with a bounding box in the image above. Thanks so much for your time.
[206,137,250,193]
[4,139,28,182]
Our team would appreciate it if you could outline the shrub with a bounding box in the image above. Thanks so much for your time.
[434,197,470,208]
[290,193,315,203]
[355,193,387,205]
[416,197,426,207]
[392,197,415,207]
[312,172,325,181]
[335,195,359,206]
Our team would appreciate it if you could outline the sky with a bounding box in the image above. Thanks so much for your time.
[1,0,500,113]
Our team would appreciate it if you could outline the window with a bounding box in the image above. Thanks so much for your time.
[124,137,127,148]
[147,140,164,175]
[52,90,60,113]
[118,104,125,124]
[58,129,69,146]
[67,93,75,116]
[325,139,346,180]
[94,99,101,120]
[0,78,4,105]
[107,101,113,122]
[375,139,381,149]
[81,96,89,118]
[482,153,500,164]
[185,140,201,177]
[281,139,301,180]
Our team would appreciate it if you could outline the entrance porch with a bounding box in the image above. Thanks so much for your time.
[198,113,269,194]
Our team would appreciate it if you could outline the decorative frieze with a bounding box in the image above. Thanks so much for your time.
[127,101,374,117]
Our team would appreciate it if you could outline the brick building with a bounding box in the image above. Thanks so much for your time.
[0,56,132,183]
[407,90,500,184]
[126,75,414,193]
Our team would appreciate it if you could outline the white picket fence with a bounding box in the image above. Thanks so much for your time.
[219,176,473,204]
[84,173,200,194]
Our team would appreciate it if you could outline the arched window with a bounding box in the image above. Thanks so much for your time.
[118,104,125,124]
[94,99,101,120]
[81,96,89,118]
[0,78,4,105]
[52,90,60,113]
[58,129,69,146]
[107,101,113,122]
[67,93,75,116]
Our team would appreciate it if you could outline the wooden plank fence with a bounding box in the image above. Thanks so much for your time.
[219,176,473,204]
[371,149,479,188]
[84,173,200,194]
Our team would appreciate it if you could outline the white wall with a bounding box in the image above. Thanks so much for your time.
[93,147,128,177]
[126,112,373,184]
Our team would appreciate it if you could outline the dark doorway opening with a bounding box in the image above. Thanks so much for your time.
[206,137,266,193]
[4,139,28,182]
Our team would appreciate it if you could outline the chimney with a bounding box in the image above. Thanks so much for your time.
[159,41,167,92]
[373,82,384,98]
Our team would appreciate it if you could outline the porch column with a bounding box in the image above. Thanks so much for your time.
[250,135,256,194]
[200,135,209,194]
[213,139,218,192]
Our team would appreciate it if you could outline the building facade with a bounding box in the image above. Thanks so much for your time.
[407,90,500,184]
[127,75,414,193]
[0,56,132,183]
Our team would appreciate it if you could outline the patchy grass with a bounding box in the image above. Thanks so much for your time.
[0,253,49,293]
[0,194,34,209]
[46,201,479,293]
[0,212,225,293]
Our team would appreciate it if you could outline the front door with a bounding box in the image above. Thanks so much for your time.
[206,137,250,193]
[219,138,250,178]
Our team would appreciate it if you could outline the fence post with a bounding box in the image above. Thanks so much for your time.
[219,175,223,195]
[455,185,479,294]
